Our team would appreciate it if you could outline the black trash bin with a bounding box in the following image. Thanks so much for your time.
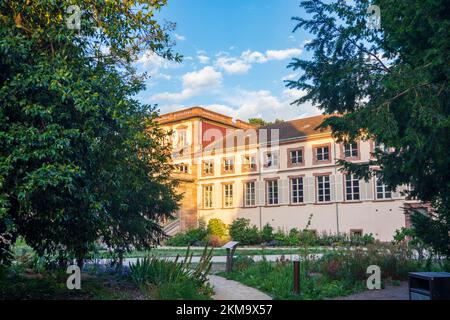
[408,272,450,300]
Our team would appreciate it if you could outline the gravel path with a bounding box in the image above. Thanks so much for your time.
[207,275,272,300]
[333,282,409,300]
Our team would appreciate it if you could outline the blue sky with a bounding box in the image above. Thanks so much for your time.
[135,0,320,122]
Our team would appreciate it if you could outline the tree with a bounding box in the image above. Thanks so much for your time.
[0,1,181,265]
[287,0,449,255]
[248,118,284,127]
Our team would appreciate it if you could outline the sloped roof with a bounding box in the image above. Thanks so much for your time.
[260,114,331,141]
[204,114,331,151]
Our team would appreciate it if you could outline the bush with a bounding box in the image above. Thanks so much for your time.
[166,225,208,247]
[261,224,274,242]
[273,229,288,245]
[229,218,261,245]
[207,219,228,238]
[129,246,213,299]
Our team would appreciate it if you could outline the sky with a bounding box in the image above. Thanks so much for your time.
[134,0,320,122]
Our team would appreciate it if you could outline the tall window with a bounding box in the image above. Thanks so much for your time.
[223,184,234,208]
[290,149,303,165]
[376,176,392,199]
[203,185,213,208]
[244,182,256,207]
[316,146,330,162]
[291,177,304,204]
[267,180,279,205]
[317,175,331,202]
[344,143,358,158]
[177,130,187,147]
[203,161,214,175]
[345,174,360,201]
[223,158,234,173]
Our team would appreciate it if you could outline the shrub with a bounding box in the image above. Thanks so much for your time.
[129,246,213,299]
[229,218,261,245]
[286,228,301,246]
[166,225,208,247]
[273,229,288,245]
[261,224,274,242]
[207,219,228,238]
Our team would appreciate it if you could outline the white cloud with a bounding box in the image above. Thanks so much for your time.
[265,48,302,60]
[152,66,223,103]
[204,89,320,122]
[282,72,300,81]
[241,50,267,63]
[136,50,180,76]
[183,66,222,90]
[198,54,210,64]
[174,34,186,41]
[213,47,302,75]
[216,56,251,74]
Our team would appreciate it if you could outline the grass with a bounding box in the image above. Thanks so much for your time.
[218,243,448,300]
[95,246,335,259]
[218,258,367,300]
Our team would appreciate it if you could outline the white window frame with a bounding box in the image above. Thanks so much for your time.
[203,161,214,175]
[223,184,234,208]
[243,155,257,170]
[317,175,331,202]
[316,146,329,161]
[344,143,358,158]
[376,176,392,199]
[224,158,234,172]
[266,152,279,167]
[291,177,304,204]
[244,182,256,207]
[290,149,303,165]
[345,174,360,201]
[203,185,213,208]
[267,180,279,205]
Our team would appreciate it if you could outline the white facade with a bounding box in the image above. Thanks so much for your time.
[159,107,411,241]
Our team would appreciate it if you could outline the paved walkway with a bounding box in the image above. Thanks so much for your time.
[333,282,409,300]
[207,275,272,300]
[95,253,322,266]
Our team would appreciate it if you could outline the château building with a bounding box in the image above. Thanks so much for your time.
[158,106,417,241]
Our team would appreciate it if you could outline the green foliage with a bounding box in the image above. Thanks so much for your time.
[287,0,450,256]
[129,246,213,300]
[207,218,228,239]
[229,218,261,245]
[0,1,181,263]
[261,223,274,242]
[225,243,444,300]
[166,226,208,247]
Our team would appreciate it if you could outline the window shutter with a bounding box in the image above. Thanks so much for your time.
[330,175,336,202]
[214,185,221,208]
[237,183,244,207]
[279,179,289,205]
[335,174,343,202]
[256,180,265,206]
[304,176,314,203]
[366,178,374,200]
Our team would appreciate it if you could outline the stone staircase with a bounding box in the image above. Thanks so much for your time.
[163,219,181,236]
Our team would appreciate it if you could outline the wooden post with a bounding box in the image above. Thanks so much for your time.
[293,260,300,295]
[226,248,231,274]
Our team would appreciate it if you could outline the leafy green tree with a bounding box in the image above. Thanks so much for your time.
[287,0,449,255]
[0,1,181,265]
[247,118,284,127]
